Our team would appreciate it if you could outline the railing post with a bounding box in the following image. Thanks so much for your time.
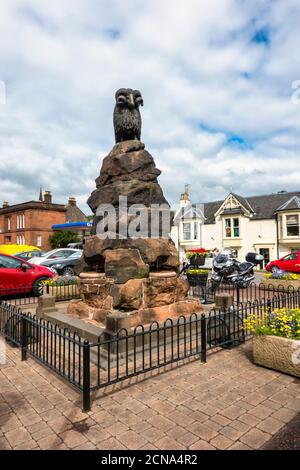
[200,314,207,363]
[82,340,91,412]
[266,299,272,326]
[21,314,27,361]
[236,285,240,305]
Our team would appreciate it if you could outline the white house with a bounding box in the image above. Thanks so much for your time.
[172,189,300,268]
[171,188,205,262]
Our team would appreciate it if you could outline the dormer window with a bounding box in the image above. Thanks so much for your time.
[225,218,240,238]
[286,214,299,236]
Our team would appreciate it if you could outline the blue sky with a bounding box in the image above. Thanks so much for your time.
[0,0,300,213]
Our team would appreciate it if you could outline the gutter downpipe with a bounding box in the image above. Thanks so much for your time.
[276,212,280,259]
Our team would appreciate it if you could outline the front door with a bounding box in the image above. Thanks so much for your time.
[259,248,270,270]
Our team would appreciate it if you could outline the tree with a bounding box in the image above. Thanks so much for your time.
[49,231,80,249]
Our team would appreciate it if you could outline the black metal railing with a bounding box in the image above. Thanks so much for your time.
[0,302,85,393]
[88,313,206,393]
[1,285,299,412]
[206,288,300,350]
[191,280,300,305]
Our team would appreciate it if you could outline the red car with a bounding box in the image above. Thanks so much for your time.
[266,252,300,273]
[0,253,55,295]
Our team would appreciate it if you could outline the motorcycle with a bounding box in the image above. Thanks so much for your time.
[211,250,263,289]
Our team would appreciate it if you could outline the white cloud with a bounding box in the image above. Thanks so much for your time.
[0,0,300,214]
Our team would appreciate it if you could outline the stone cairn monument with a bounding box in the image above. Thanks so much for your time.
[69,88,202,329]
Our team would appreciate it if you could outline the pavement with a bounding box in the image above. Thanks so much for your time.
[0,340,299,450]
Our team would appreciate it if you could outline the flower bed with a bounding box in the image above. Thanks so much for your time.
[42,276,79,300]
[263,279,300,290]
[263,271,300,290]
[244,307,300,377]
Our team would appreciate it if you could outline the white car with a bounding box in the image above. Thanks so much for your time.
[29,248,81,265]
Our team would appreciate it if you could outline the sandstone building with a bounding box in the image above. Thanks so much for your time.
[0,191,86,251]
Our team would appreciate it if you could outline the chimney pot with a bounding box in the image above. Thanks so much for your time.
[2,202,9,208]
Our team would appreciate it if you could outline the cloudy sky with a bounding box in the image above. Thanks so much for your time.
[0,0,300,213]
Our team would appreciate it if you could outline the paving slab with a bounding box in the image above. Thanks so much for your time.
[0,340,298,450]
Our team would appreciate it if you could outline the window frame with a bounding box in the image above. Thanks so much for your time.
[193,221,198,240]
[224,217,240,239]
[286,214,299,237]
[5,216,11,231]
[182,222,191,241]
[17,213,25,229]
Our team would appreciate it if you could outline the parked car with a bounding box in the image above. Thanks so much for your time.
[0,244,41,255]
[0,253,55,295]
[67,242,83,249]
[40,250,82,276]
[29,248,81,265]
[14,250,45,260]
[266,252,300,273]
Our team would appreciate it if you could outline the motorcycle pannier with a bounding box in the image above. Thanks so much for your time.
[245,252,264,264]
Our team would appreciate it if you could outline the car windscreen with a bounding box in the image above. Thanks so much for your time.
[67,252,83,259]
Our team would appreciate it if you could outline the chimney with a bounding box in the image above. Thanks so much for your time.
[2,202,9,208]
[44,191,52,204]
[68,197,77,206]
[180,186,191,209]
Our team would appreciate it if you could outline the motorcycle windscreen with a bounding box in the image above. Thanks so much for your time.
[215,254,229,263]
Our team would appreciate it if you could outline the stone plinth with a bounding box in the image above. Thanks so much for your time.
[66,271,203,327]
[105,248,149,283]
[136,299,202,324]
[88,141,168,211]
[80,141,177,274]
[70,139,203,329]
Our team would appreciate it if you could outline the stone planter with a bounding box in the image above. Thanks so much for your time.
[262,279,300,290]
[43,284,79,300]
[253,335,300,378]
[187,272,208,287]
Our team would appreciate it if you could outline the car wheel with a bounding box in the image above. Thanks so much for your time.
[32,277,49,297]
[62,266,74,276]
[270,265,279,273]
